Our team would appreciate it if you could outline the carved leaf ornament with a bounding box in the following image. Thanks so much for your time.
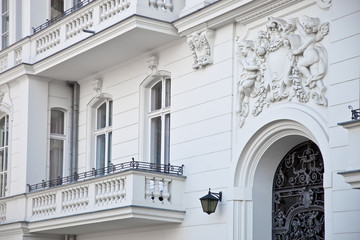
[236,16,329,127]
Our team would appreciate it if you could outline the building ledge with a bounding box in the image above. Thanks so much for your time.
[337,118,360,129]
[338,169,360,189]
[28,205,185,234]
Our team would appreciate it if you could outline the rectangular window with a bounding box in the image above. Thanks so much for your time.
[148,77,171,168]
[94,100,112,172]
[1,0,9,49]
[0,115,8,197]
[49,109,65,182]
[150,116,161,165]
[49,139,64,181]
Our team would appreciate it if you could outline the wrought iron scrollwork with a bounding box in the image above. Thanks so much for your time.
[272,141,324,239]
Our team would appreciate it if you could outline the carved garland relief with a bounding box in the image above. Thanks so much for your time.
[236,16,329,127]
[187,29,215,69]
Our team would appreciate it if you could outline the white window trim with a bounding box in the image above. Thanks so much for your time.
[1,0,9,49]
[94,99,112,170]
[139,70,171,165]
[86,93,113,171]
[0,113,8,198]
[48,108,67,181]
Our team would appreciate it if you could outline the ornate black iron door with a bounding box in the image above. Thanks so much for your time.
[272,141,324,239]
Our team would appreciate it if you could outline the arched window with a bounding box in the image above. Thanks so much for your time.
[49,109,66,181]
[94,99,112,170]
[148,77,171,166]
[0,114,8,197]
[272,141,324,239]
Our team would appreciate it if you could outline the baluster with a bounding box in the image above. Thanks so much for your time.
[145,177,152,200]
[153,178,161,201]
[80,187,84,207]
[110,180,115,203]
[162,179,171,202]
[157,0,165,9]
[149,0,157,7]
[120,177,126,199]
[106,2,111,18]
[165,0,173,10]
[114,178,120,201]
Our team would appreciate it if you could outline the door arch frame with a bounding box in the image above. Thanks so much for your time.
[230,105,330,240]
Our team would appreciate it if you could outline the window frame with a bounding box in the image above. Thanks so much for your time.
[0,113,9,198]
[148,77,171,166]
[49,108,66,181]
[93,98,113,170]
[1,0,9,50]
[140,71,172,167]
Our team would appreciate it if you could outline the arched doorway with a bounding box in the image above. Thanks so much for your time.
[272,141,324,239]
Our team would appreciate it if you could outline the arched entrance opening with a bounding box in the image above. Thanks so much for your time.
[232,118,329,240]
[272,141,324,239]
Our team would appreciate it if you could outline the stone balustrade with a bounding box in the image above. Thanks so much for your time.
[32,192,57,217]
[0,0,184,75]
[0,202,5,223]
[0,169,185,230]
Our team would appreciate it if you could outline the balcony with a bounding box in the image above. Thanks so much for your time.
[338,107,360,189]
[0,160,186,235]
[0,0,184,82]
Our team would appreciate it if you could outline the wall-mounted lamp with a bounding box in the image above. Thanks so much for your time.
[200,188,222,215]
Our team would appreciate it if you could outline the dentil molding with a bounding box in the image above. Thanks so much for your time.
[236,15,329,127]
[187,29,215,69]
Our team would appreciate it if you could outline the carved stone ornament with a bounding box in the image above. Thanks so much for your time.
[316,0,332,9]
[187,29,215,69]
[236,16,329,127]
[92,79,103,94]
[147,55,159,76]
[0,91,4,103]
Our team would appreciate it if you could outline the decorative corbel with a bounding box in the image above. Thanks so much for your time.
[187,29,215,69]
[147,55,159,76]
[92,79,103,94]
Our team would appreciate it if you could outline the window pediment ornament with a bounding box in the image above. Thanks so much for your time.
[236,16,329,127]
[147,55,159,76]
[187,29,215,69]
[92,79,103,94]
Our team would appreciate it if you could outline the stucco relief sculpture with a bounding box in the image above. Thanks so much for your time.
[236,16,329,127]
[236,40,262,127]
[147,55,159,76]
[187,29,215,69]
[92,79,103,94]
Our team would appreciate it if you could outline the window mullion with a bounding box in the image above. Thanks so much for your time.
[104,132,108,168]
[160,113,165,165]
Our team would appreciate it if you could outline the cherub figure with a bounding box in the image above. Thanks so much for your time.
[291,16,329,89]
[237,39,261,126]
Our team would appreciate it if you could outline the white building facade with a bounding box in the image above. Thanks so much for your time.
[0,0,359,239]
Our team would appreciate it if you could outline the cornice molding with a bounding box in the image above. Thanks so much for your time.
[173,0,313,35]
[235,0,300,25]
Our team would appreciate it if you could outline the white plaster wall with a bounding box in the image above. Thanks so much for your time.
[2,0,360,240]
[328,0,360,239]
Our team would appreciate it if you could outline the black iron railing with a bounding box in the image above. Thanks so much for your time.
[27,159,184,192]
[349,105,360,120]
[33,0,96,34]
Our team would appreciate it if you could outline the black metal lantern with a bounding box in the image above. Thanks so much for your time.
[200,188,222,215]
